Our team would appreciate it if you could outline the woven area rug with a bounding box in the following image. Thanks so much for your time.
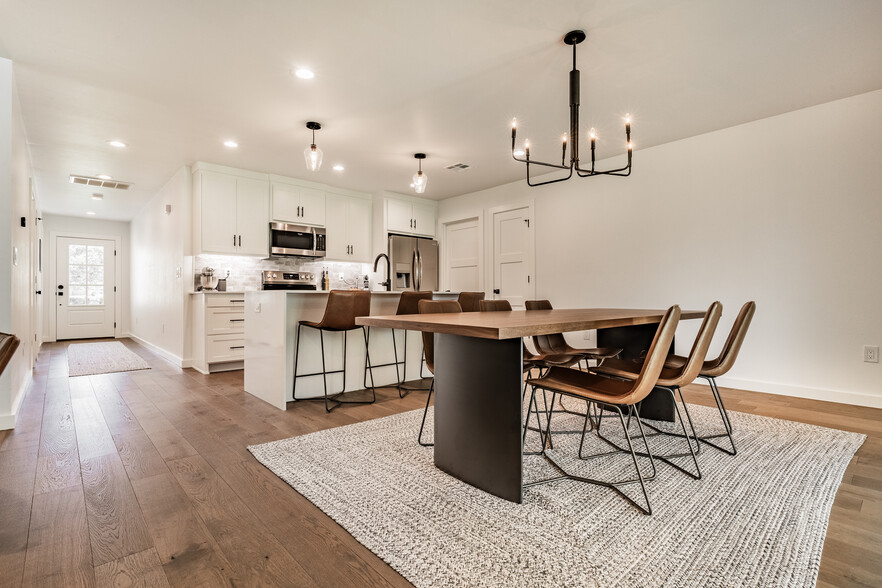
[67,341,150,377]
[249,401,864,588]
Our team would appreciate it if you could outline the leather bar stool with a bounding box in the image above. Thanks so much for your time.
[365,291,433,397]
[415,299,462,446]
[524,305,681,515]
[661,301,756,455]
[293,290,375,412]
[457,291,485,312]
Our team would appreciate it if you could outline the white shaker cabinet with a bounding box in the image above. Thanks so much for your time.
[193,165,269,256]
[271,180,326,226]
[325,191,372,262]
[386,196,437,237]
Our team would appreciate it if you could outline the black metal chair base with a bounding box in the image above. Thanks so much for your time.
[417,379,435,446]
[522,389,656,515]
[293,323,376,413]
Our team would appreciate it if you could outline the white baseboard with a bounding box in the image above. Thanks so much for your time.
[127,334,184,368]
[708,376,882,409]
[0,371,33,430]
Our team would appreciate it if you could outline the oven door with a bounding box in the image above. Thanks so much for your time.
[269,223,324,257]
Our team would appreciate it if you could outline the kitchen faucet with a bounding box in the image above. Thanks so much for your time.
[373,253,391,291]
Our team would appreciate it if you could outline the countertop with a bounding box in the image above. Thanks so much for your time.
[189,291,246,295]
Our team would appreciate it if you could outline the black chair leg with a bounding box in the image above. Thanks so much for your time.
[418,379,435,446]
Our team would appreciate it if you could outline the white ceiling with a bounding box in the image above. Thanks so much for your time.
[2,0,881,221]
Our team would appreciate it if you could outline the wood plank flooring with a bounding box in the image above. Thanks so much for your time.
[0,339,880,587]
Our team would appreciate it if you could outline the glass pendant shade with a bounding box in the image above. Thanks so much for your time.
[304,144,323,171]
[412,170,427,194]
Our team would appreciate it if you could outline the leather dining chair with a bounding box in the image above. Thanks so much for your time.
[662,301,756,455]
[525,305,681,515]
[525,300,622,369]
[591,301,723,479]
[416,299,463,446]
[293,290,375,413]
[457,291,485,312]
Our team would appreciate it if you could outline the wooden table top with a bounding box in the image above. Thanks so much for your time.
[356,308,705,340]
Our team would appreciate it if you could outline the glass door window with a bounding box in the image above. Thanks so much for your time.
[68,244,105,306]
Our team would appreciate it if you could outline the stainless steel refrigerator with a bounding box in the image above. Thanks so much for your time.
[388,234,439,291]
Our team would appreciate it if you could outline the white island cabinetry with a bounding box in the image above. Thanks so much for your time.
[243,291,427,410]
[190,292,247,373]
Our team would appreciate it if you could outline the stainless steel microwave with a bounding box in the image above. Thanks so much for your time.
[268,222,326,258]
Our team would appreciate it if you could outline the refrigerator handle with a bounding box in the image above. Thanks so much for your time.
[412,250,418,291]
[417,249,423,291]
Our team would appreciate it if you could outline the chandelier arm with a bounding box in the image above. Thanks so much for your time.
[575,152,632,176]
[527,164,574,187]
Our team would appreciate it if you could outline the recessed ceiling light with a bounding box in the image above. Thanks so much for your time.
[91,193,104,200]
[223,140,238,148]
[295,68,315,79]
[86,211,96,216]
[96,174,112,180]
[332,164,344,172]
[107,140,127,148]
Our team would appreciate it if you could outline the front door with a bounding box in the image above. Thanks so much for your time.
[491,205,534,309]
[56,237,116,340]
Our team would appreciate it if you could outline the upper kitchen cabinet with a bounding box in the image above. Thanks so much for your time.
[325,190,372,262]
[270,175,325,227]
[193,164,270,256]
[386,195,437,237]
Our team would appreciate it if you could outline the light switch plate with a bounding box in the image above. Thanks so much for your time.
[254,303,261,313]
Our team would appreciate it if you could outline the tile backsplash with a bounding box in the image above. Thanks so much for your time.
[193,254,376,291]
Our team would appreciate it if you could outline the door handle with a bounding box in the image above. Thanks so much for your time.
[57,291,64,296]
[493,289,500,295]
[229,318,245,322]
[229,345,245,350]
[415,249,422,291]
[238,235,242,247]
[233,234,236,246]
[411,250,417,291]
[36,290,42,295]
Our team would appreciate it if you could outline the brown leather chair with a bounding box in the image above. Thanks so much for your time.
[457,291,485,312]
[662,301,756,455]
[592,301,723,479]
[478,299,511,312]
[525,300,622,368]
[365,291,434,397]
[415,299,462,446]
[293,290,375,412]
[525,305,681,515]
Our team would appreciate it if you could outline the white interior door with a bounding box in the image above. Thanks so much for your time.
[56,237,116,340]
[492,206,534,309]
[444,217,481,292]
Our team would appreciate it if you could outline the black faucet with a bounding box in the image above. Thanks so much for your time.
[373,253,391,291]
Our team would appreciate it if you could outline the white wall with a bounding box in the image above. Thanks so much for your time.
[129,166,191,362]
[42,214,131,341]
[1,58,40,429]
[440,89,882,408]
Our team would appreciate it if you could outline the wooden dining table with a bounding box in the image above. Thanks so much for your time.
[356,307,705,503]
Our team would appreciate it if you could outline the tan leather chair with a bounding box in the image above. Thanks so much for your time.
[457,291,485,312]
[365,291,434,398]
[525,305,681,515]
[293,290,375,412]
[525,300,622,368]
[416,299,463,446]
[593,301,723,479]
[662,301,756,455]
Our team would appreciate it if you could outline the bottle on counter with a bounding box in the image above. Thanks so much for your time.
[363,275,370,290]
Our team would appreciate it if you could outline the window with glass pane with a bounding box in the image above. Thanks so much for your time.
[68,244,106,306]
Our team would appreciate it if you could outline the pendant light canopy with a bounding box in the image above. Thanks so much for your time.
[412,153,427,194]
[304,121,323,172]
[511,30,632,187]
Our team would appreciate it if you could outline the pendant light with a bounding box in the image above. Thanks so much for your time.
[304,121,323,172]
[412,153,427,194]
[511,30,632,187]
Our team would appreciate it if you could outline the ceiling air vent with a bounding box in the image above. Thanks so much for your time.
[69,175,133,190]
[445,163,470,171]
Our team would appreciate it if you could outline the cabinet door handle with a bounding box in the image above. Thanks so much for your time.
[238,235,242,246]
[233,234,236,246]
[229,318,245,322]
[414,219,417,230]
[230,299,245,303]
[297,205,301,217]
[229,345,245,350]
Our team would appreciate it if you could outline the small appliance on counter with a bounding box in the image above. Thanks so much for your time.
[261,270,317,291]
[199,267,219,291]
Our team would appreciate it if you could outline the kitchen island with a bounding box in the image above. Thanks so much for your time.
[243,290,456,409]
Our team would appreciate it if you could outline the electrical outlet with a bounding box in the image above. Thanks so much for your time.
[254,303,261,313]
[865,345,880,363]
[175,266,182,278]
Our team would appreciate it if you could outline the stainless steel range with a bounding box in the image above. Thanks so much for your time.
[261,270,317,290]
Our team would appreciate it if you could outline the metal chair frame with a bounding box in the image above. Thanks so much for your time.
[293,323,376,413]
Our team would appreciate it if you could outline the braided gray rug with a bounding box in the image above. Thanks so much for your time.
[249,401,864,588]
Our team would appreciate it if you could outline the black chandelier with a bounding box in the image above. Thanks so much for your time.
[511,30,632,187]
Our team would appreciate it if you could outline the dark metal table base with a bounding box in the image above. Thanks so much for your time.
[433,333,524,503]
[597,324,676,422]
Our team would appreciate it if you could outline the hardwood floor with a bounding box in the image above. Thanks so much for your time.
[1,339,880,587]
